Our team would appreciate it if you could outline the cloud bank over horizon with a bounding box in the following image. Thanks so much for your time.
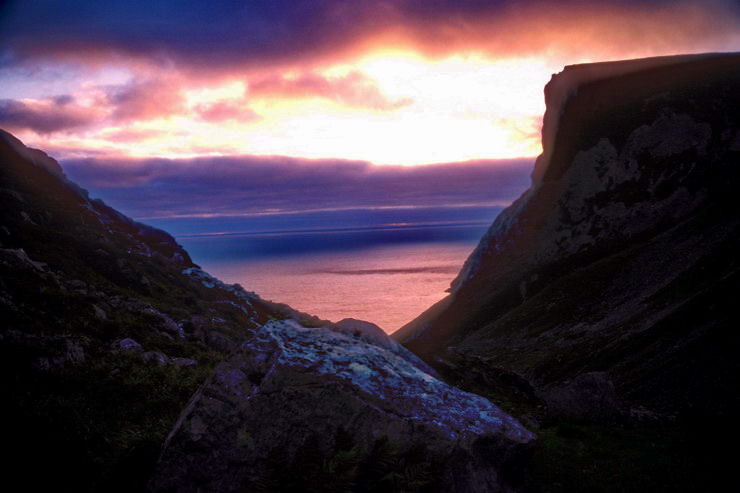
[62,154,533,226]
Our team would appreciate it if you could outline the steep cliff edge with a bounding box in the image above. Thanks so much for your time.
[396,53,740,417]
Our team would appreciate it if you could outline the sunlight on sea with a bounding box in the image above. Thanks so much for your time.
[198,242,475,334]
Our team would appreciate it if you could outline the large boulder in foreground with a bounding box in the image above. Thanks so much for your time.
[150,320,535,492]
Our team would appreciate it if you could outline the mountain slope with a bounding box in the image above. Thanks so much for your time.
[396,53,740,416]
[0,130,320,490]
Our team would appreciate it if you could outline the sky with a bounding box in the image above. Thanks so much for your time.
[1,0,739,236]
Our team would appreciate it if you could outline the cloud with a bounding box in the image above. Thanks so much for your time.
[61,154,533,220]
[315,266,461,276]
[194,100,260,122]
[0,96,98,134]
[0,0,389,69]
[52,94,74,105]
[102,127,170,143]
[0,77,189,135]
[249,71,412,110]
[105,78,185,122]
[1,1,738,72]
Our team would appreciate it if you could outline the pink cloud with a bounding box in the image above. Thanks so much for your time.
[106,79,185,122]
[103,128,170,143]
[249,71,412,110]
[195,100,260,122]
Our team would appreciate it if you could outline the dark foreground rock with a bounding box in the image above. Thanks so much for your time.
[541,372,626,424]
[150,320,535,492]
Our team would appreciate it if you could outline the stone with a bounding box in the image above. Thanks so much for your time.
[66,279,87,294]
[171,357,197,368]
[542,372,625,423]
[31,339,86,372]
[64,339,86,364]
[0,331,88,372]
[205,330,236,354]
[112,338,142,353]
[141,351,170,366]
[330,318,440,377]
[143,307,185,338]
[0,248,46,272]
[93,304,107,320]
[150,320,535,492]
[20,211,36,224]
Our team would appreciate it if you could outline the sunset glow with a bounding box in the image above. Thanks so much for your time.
[2,53,553,164]
[2,1,739,165]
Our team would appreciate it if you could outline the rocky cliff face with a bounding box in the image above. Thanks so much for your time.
[396,53,740,417]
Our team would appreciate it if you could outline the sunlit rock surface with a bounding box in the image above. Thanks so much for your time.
[151,319,535,492]
[531,53,723,185]
[331,317,440,377]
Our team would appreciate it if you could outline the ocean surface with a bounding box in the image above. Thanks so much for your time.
[174,218,494,334]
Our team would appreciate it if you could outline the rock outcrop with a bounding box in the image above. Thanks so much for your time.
[151,320,535,493]
[331,317,440,377]
[396,53,740,417]
[540,372,626,424]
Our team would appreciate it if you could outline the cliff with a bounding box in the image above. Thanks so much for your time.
[396,53,740,418]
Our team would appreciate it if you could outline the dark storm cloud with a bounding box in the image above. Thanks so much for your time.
[61,155,533,220]
[0,0,393,67]
[2,0,738,70]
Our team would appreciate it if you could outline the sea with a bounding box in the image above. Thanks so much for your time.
[174,218,495,334]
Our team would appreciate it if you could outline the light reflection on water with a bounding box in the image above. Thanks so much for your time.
[194,241,476,334]
[174,216,493,334]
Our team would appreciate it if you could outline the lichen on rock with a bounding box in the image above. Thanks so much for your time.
[151,319,535,492]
